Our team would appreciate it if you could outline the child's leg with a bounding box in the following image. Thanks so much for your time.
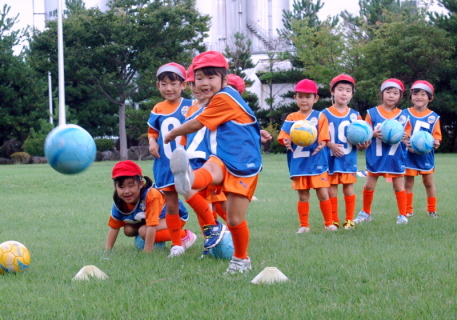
[404,175,415,215]
[393,177,407,218]
[225,193,250,260]
[214,202,227,222]
[362,176,378,214]
[315,187,333,229]
[423,173,437,216]
[186,191,217,229]
[297,189,310,231]
[342,183,356,221]
[163,191,183,248]
[328,184,339,224]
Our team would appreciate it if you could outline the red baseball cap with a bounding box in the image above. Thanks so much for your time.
[330,74,355,90]
[411,80,434,95]
[227,74,246,94]
[157,62,187,81]
[381,78,404,92]
[112,161,143,179]
[192,51,229,71]
[186,64,195,82]
[295,79,318,94]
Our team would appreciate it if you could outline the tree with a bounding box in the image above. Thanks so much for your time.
[29,0,209,160]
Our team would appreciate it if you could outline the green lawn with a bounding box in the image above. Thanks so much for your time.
[0,153,456,319]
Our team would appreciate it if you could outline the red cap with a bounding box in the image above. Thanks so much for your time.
[380,78,404,92]
[330,74,355,90]
[411,80,434,95]
[295,79,318,94]
[192,51,229,71]
[186,64,195,82]
[227,74,246,94]
[157,62,187,81]
[112,161,143,179]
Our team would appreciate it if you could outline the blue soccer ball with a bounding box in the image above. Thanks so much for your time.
[346,120,373,145]
[380,119,404,144]
[410,131,434,155]
[44,124,96,175]
[209,231,234,260]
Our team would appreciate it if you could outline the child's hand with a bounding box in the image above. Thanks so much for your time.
[311,141,327,156]
[328,141,344,157]
[372,128,382,139]
[260,130,273,143]
[357,140,371,150]
[149,139,160,158]
[283,138,293,152]
[433,139,440,150]
[163,132,175,145]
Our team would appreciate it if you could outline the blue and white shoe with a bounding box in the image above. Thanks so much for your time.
[225,256,252,274]
[396,215,408,224]
[203,220,227,249]
[354,211,372,224]
[170,148,194,195]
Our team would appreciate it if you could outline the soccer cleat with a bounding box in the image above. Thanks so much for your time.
[428,212,439,218]
[324,225,338,231]
[170,148,194,195]
[203,220,227,249]
[332,221,340,229]
[343,220,355,230]
[296,226,310,234]
[354,211,372,223]
[225,256,252,274]
[181,229,197,250]
[168,245,185,258]
[396,215,408,224]
[406,213,414,218]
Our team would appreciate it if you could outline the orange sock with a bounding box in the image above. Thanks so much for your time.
[215,202,227,222]
[186,193,216,226]
[329,197,338,223]
[297,201,309,227]
[344,194,356,221]
[227,220,249,259]
[155,229,186,242]
[165,214,183,246]
[319,199,333,227]
[427,197,437,213]
[362,188,374,214]
[192,168,213,190]
[406,193,414,214]
[395,190,407,216]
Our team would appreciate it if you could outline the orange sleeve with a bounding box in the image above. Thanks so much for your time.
[144,188,165,227]
[433,118,442,141]
[365,113,372,126]
[404,121,412,137]
[277,114,295,146]
[148,127,159,140]
[318,113,330,142]
[196,93,252,131]
[108,216,126,229]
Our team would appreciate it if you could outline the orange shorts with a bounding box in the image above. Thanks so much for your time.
[292,172,330,190]
[328,172,357,185]
[208,156,258,200]
[405,168,434,176]
[367,171,404,178]
[206,185,227,203]
[159,185,176,192]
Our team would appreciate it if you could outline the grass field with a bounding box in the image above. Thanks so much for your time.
[1,153,456,319]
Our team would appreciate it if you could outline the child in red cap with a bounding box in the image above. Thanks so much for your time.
[355,78,410,224]
[322,74,367,230]
[404,80,441,218]
[278,79,333,233]
[164,50,263,274]
[105,161,196,252]
[147,63,194,257]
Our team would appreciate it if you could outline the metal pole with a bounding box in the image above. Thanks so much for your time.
[48,71,53,124]
[57,0,66,126]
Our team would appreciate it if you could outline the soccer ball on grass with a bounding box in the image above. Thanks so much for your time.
[0,241,31,274]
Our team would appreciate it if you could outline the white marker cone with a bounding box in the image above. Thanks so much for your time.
[251,267,288,284]
[72,265,109,281]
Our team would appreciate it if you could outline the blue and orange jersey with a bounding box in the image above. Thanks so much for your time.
[278,110,330,177]
[147,98,193,188]
[404,107,441,171]
[322,106,362,174]
[108,188,189,229]
[195,86,262,177]
[365,106,408,174]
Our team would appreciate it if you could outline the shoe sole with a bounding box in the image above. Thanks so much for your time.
[204,224,227,249]
[170,148,194,195]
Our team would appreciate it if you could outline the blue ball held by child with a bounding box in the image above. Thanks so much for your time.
[346,120,373,145]
[410,131,434,154]
[380,119,404,144]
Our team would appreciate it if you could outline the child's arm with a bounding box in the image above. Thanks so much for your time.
[260,130,272,143]
[148,127,160,158]
[164,119,204,143]
[143,226,157,252]
[105,227,120,250]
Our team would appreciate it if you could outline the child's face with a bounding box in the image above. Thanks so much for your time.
[157,77,186,103]
[194,70,227,99]
[411,89,431,109]
[332,83,353,106]
[382,88,402,109]
[294,92,319,115]
[115,178,144,204]
[189,82,207,103]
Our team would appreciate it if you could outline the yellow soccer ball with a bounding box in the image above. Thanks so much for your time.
[290,120,317,147]
[0,241,31,274]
